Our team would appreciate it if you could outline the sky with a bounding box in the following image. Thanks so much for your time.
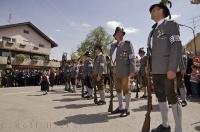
[0,0,199,60]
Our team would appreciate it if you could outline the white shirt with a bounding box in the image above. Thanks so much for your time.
[156,19,165,28]
[98,52,103,56]
[111,40,124,66]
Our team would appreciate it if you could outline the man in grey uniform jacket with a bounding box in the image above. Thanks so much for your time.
[175,50,188,107]
[83,51,93,99]
[149,3,182,132]
[138,48,148,98]
[110,27,135,117]
[64,61,72,92]
[93,44,106,105]
[70,61,78,93]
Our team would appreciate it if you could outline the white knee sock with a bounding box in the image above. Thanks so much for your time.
[172,103,182,132]
[88,88,93,96]
[85,86,88,93]
[125,93,131,111]
[179,88,186,101]
[83,85,86,92]
[143,87,147,96]
[73,85,76,92]
[65,83,68,89]
[158,102,169,127]
[99,90,105,101]
[117,92,123,110]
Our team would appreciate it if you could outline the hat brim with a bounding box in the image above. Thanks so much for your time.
[113,31,125,37]
[84,53,91,57]
[149,3,170,18]
[138,51,145,54]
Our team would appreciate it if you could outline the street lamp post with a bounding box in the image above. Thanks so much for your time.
[179,24,197,55]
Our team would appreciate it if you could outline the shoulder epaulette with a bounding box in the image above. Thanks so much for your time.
[165,20,177,25]
[125,40,130,44]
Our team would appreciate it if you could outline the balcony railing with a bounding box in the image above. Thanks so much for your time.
[0,41,51,55]
[0,56,7,64]
[0,56,60,68]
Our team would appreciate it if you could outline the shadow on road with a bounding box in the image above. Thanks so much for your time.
[62,93,82,96]
[191,121,200,125]
[52,97,81,102]
[188,97,200,104]
[191,121,200,131]
[49,90,68,94]
[112,98,143,103]
[132,104,159,112]
[54,112,119,126]
[54,103,96,109]
[27,94,43,96]
[195,126,200,131]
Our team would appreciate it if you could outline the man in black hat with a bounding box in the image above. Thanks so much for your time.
[93,44,106,105]
[64,60,72,92]
[109,27,135,117]
[149,3,182,132]
[138,48,148,98]
[83,51,93,99]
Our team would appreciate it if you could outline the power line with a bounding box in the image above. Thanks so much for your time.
[187,17,200,24]
[183,15,200,34]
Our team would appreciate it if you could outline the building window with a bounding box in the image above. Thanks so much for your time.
[2,36,16,42]
[23,40,30,45]
[39,44,44,48]
[11,38,16,43]
[23,30,29,34]
[11,52,15,57]
[33,46,39,50]
[2,36,11,42]
[2,51,11,57]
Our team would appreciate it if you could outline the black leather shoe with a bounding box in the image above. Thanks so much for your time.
[168,104,172,108]
[111,107,124,114]
[84,91,88,94]
[120,109,130,117]
[151,124,171,132]
[84,95,93,100]
[97,100,106,105]
[140,95,147,98]
[181,101,187,107]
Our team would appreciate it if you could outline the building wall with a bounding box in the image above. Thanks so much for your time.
[0,25,51,49]
[0,24,60,69]
[0,56,60,70]
[185,33,200,54]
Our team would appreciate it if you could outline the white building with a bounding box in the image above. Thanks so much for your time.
[0,22,60,70]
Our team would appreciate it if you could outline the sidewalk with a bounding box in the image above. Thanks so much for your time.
[0,85,199,132]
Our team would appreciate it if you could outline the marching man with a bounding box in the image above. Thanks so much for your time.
[110,27,135,117]
[149,3,182,132]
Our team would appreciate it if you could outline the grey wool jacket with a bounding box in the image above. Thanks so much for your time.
[150,20,182,74]
[110,40,135,77]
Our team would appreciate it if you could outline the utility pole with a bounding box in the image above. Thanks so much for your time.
[179,23,197,55]
[192,17,197,34]
[184,15,200,55]
[8,13,12,24]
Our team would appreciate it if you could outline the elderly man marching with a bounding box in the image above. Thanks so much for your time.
[83,51,93,99]
[149,3,182,132]
[138,48,148,98]
[93,44,106,105]
[110,27,135,117]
